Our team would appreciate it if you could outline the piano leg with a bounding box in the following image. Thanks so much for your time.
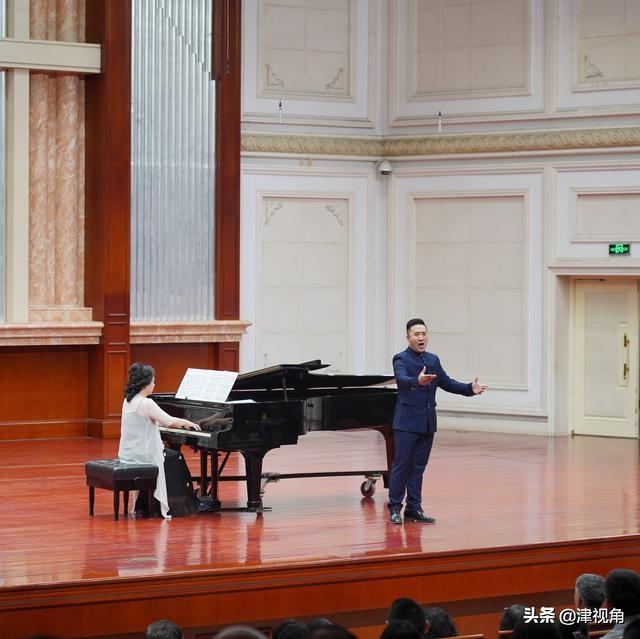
[199,450,209,499]
[210,450,222,509]
[241,452,264,511]
[376,425,395,489]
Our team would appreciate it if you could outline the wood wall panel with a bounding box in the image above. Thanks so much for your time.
[130,344,216,393]
[0,348,88,421]
[217,342,240,372]
[84,0,132,434]
[214,0,242,320]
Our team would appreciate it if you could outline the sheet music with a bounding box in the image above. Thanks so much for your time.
[175,368,238,402]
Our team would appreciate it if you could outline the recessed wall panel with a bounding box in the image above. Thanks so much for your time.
[414,195,526,386]
[258,196,350,372]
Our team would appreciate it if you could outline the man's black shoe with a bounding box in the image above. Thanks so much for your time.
[389,510,403,524]
[404,509,436,523]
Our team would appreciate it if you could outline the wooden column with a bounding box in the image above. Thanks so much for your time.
[84,1,131,438]
[214,0,242,322]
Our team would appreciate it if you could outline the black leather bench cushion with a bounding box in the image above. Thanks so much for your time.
[85,459,159,483]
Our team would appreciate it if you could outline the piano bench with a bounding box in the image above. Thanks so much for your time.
[85,459,159,521]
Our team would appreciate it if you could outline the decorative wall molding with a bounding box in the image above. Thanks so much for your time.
[242,127,640,158]
[0,322,103,346]
[129,321,252,344]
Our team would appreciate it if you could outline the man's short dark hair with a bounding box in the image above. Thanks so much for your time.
[575,573,605,609]
[381,621,423,639]
[500,605,526,631]
[388,598,427,633]
[307,619,333,635]
[623,618,640,639]
[272,620,301,639]
[605,569,640,615]
[406,318,427,334]
[309,625,356,639]
[146,620,183,639]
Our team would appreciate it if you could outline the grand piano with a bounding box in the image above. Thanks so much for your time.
[152,361,397,512]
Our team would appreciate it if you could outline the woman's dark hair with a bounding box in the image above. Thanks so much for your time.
[424,607,457,639]
[124,363,155,402]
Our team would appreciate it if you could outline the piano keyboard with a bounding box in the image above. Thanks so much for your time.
[158,426,212,438]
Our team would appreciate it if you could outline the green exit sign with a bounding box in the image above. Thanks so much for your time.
[609,243,631,256]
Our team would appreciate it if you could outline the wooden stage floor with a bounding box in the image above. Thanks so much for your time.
[1,430,639,639]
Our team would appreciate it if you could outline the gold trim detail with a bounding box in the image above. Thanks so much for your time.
[242,127,640,157]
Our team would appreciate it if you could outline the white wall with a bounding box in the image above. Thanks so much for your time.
[240,0,640,435]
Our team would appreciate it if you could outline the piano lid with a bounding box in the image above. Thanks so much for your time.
[232,360,395,391]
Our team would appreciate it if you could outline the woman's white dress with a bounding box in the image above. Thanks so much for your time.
[118,394,176,519]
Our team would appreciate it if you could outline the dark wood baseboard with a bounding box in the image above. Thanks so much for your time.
[86,419,121,439]
[0,420,89,440]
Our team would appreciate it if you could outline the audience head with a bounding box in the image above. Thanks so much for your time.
[310,625,356,639]
[574,573,605,609]
[512,620,561,639]
[307,619,334,635]
[146,619,184,639]
[124,362,155,401]
[500,605,526,631]
[623,618,640,639]
[216,626,268,639]
[424,607,457,639]
[388,598,427,634]
[274,622,310,639]
[272,619,298,639]
[605,569,640,616]
[381,621,424,639]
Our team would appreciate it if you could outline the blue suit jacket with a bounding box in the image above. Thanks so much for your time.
[392,347,473,433]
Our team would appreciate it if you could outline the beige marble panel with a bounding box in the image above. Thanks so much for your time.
[259,0,351,98]
[470,0,525,47]
[0,321,102,346]
[415,0,526,95]
[418,242,469,288]
[469,288,523,335]
[576,192,640,239]
[435,47,471,93]
[416,287,469,334]
[579,0,625,38]
[468,242,524,289]
[577,0,640,83]
[414,194,526,387]
[28,0,88,322]
[467,197,523,242]
[305,9,349,53]
[415,198,469,243]
[305,51,349,95]
[257,193,350,370]
[441,3,472,50]
[129,321,251,344]
[261,288,305,333]
[470,43,526,91]
[625,35,640,78]
[469,334,524,384]
[263,4,305,50]
[416,6,440,53]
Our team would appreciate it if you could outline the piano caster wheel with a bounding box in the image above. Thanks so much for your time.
[360,480,376,497]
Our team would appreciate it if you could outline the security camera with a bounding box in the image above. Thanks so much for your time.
[377,159,392,176]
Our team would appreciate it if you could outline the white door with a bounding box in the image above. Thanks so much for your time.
[574,280,639,438]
